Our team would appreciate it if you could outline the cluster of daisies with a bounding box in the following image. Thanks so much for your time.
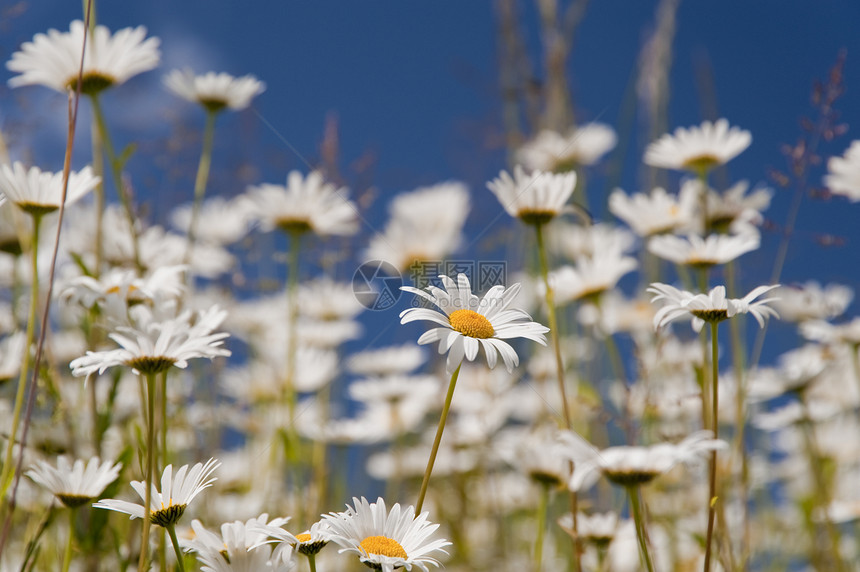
[0,10,859,572]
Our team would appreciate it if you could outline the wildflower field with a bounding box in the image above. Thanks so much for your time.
[2,1,860,571]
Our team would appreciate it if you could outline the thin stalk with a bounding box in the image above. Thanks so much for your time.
[703,321,719,572]
[628,485,655,572]
[91,111,105,275]
[0,213,41,498]
[184,108,218,264]
[89,93,141,271]
[534,481,550,572]
[533,222,572,429]
[160,371,168,471]
[283,230,302,521]
[307,553,318,572]
[415,363,461,516]
[61,507,76,572]
[166,524,187,572]
[139,372,157,572]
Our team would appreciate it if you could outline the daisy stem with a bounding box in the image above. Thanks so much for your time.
[307,553,318,572]
[89,93,142,273]
[628,485,655,572]
[415,363,461,516]
[534,481,549,572]
[61,507,76,572]
[703,321,719,572]
[184,108,218,264]
[139,371,157,572]
[166,524,187,572]
[160,371,168,471]
[91,109,105,276]
[0,213,41,498]
[533,222,572,429]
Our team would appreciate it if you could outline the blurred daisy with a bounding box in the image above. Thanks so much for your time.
[245,170,358,237]
[644,119,751,173]
[545,253,637,305]
[558,430,725,490]
[399,273,549,374]
[825,140,860,201]
[647,232,759,267]
[486,165,577,225]
[772,281,853,323]
[27,456,121,508]
[94,458,219,527]
[164,68,265,112]
[170,196,253,246]
[515,123,617,171]
[648,283,780,332]
[800,317,860,346]
[322,496,450,572]
[558,511,619,548]
[0,331,26,382]
[7,20,160,95]
[347,344,426,376]
[702,180,772,233]
[609,186,696,237]
[70,305,230,377]
[365,182,469,272]
[0,162,100,216]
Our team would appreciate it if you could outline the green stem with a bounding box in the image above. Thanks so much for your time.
[307,553,318,572]
[91,111,105,275]
[534,482,549,572]
[61,507,76,572]
[184,109,218,264]
[89,93,141,272]
[628,485,655,572]
[139,372,157,572]
[533,222,572,428]
[415,363,461,516]
[0,213,41,498]
[160,371,168,472]
[166,524,187,572]
[703,321,719,572]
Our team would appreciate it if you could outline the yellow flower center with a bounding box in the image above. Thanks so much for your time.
[682,154,721,174]
[296,533,312,543]
[448,309,495,339]
[359,535,407,559]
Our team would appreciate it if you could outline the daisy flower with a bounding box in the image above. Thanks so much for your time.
[545,253,637,305]
[558,430,726,490]
[69,304,231,377]
[188,514,295,571]
[170,196,253,246]
[27,456,121,508]
[347,344,427,376]
[644,119,751,173]
[824,140,860,201]
[164,68,265,112]
[648,282,780,332]
[251,518,331,559]
[608,186,697,237]
[486,165,577,225]
[322,497,450,572]
[0,162,100,216]
[771,281,853,323]
[7,20,160,95]
[558,511,619,548]
[399,273,549,374]
[244,170,358,237]
[515,123,617,171]
[94,458,219,527]
[365,182,469,272]
[647,232,760,267]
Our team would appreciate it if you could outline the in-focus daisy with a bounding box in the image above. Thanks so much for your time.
[515,123,617,171]
[322,496,450,572]
[486,165,577,225]
[558,430,725,490]
[647,232,760,268]
[364,182,470,272]
[164,68,265,112]
[399,273,549,374]
[824,140,860,201]
[608,186,697,237]
[644,119,751,173]
[94,458,219,527]
[252,518,331,559]
[7,20,160,95]
[70,305,231,377]
[244,170,358,237]
[648,282,780,332]
[0,162,100,216]
[27,456,121,508]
